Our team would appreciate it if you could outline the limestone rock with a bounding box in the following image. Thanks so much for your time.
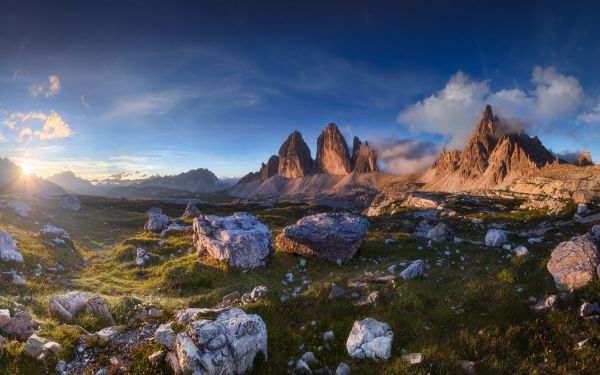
[316,123,352,175]
[335,362,351,375]
[136,248,150,266]
[427,223,454,242]
[278,131,314,178]
[39,225,70,239]
[59,195,81,211]
[547,235,599,291]
[485,229,508,247]
[24,334,61,360]
[346,318,393,360]
[49,291,116,326]
[276,212,369,262]
[400,260,424,280]
[172,308,267,374]
[0,309,39,340]
[260,155,280,181]
[0,230,23,263]
[145,212,170,232]
[351,137,378,173]
[183,203,201,217]
[193,212,271,269]
[155,322,177,350]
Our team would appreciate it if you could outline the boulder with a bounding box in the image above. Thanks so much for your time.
[172,308,267,374]
[400,260,424,280]
[0,230,23,263]
[6,200,31,217]
[427,223,454,242]
[0,309,39,340]
[547,236,600,291]
[183,203,201,217]
[39,225,70,239]
[24,334,61,360]
[335,362,351,375]
[155,322,177,350]
[145,212,170,232]
[193,212,271,269]
[514,245,529,257]
[49,292,116,326]
[59,195,81,211]
[276,212,369,262]
[136,248,150,266]
[346,318,393,361]
[485,229,508,247]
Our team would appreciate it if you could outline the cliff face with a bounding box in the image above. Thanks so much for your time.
[316,123,352,175]
[277,131,314,178]
[260,155,280,181]
[351,137,378,173]
[423,105,558,191]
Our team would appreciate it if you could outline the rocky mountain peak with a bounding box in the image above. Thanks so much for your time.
[351,136,378,173]
[457,105,501,179]
[278,131,314,178]
[316,123,352,175]
[260,155,280,181]
[575,150,593,167]
[432,149,462,174]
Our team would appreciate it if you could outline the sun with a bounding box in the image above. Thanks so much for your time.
[21,164,32,176]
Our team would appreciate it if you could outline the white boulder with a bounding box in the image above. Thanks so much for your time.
[346,318,393,361]
[0,230,23,263]
[193,212,271,269]
[547,235,600,291]
[172,308,267,374]
[485,229,508,247]
[400,260,424,280]
[145,212,170,232]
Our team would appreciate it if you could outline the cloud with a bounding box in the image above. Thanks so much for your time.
[29,74,62,97]
[80,95,91,108]
[371,138,440,175]
[397,67,584,148]
[577,103,600,124]
[2,111,73,141]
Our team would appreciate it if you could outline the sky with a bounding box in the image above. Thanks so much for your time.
[2,0,600,179]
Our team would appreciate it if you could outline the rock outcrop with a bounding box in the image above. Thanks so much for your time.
[193,212,271,269]
[485,229,508,247]
[278,131,314,178]
[171,308,267,374]
[316,123,352,175]
[427,223,454,242]
[0,309,40,340]
[547,235,599,291]
[260,155,280,181]
[276,212,369,261]
[346,318,393,361]
[575,151,593,167]
[144,211,170,232]
[49,292,116,326]
[351,137,378,173]
[0,230,23,263]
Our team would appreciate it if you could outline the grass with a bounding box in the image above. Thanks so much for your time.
[0,195,599,374]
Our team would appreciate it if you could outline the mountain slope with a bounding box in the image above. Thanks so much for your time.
[0,158,65,197]
[47,171,107,196]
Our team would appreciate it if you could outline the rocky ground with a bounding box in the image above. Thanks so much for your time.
[0,193,599,374]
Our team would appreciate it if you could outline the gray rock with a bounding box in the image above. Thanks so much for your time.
[580,302,600,317]
[193,212,271,269]
[323,331,335,342]
[173,308,268,374]
[183,203,201,217]
[295,358,312,374]
[335,362,351,375]
[155,322,177,349]
[135,248,150,266]
[221,291,242,307]
[427,223,454,243]
[0,309,39,340]
[250,285,268,300]
[24,334,61,360]
[94,325,125,340]
[0,230,23,263]
[276,212,369,262]
[301,351,320,367]
[346,318,393,360]
[59,195,81,211]
[513,245,529,257]
[485,229,508,247]
[144,212,170,232]
[400,260,424,280]
[49,292,116,326]
[547,235,599,291]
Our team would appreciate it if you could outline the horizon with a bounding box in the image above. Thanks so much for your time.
[2,0,600,179]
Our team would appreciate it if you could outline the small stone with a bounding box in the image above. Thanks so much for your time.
[401,352,422,365]
[335,362,351,375]
[295,358,312,374]
[323,331,335,342]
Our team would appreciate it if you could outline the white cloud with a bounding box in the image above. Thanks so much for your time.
[80,95,91,108]
[371,138,440,175]
[2,111,73,141]
[397,67,584,148]
[29,74,62,97]
[577,103,600,124]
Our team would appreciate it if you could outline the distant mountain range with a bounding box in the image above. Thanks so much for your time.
[0,158,65,197]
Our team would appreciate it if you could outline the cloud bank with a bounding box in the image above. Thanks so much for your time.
[371,138,440,175]
[2,111,73,141]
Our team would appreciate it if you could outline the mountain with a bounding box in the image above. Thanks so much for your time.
[277,131,314,178]
[0,158,65,197]
[351,137,378,173]
[47,171,107,196]
[421,105,559,191]
[575,151,594,166]
[259,155,279,181]
[316,123,352,175]
[132,168,226,193]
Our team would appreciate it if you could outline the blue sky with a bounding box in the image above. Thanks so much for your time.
[2,0,600,179]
